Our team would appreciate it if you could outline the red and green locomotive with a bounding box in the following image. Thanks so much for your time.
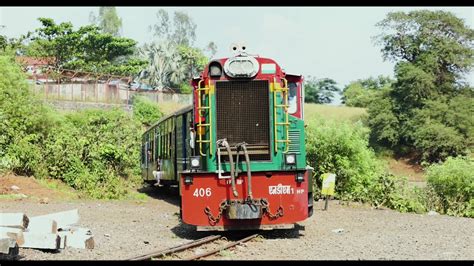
[141,44,313,231]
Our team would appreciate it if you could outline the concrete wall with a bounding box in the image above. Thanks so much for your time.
[33,84,192,105]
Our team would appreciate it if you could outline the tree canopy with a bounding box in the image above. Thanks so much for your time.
[304,77,340,104]
[23,17,146,76]
[368,10,474,162]
[342,76,394,108]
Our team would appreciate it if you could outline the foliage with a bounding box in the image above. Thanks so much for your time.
[90,7,123,36]
[0,55,58,176]
[342,75,394,107]
[304,103,366,123]
[0,54,160,199]
[304,76,340,104]
[305,116,428,214]
[425,156,474,217]
[131,95,163,127]
[177,44,208,79]
[179,82,193,94]
[138,40,186,89]
[204,41,218,59]
[138,41,208,89]
[23,18,146,76]
[305,117,384,201]
[40,109,143,199]
[0,35,7,51]
[369,10,474,162]
[149,9,197,46]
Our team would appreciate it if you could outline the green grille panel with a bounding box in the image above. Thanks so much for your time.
[288,129,301,154]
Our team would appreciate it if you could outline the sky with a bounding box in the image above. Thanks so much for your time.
[1,6,473,97]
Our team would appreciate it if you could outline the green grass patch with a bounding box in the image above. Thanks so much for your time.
[304,103,366,123]
[0,194,26,200]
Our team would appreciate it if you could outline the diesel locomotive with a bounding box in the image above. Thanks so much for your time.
[141,44,313,231]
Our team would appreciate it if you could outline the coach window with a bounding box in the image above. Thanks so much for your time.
[288,82,298,114]
[141,144,146,165]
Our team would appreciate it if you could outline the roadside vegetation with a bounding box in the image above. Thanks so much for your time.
[0,54,160,199]
[308,10,473,218]
[0,9,472,218]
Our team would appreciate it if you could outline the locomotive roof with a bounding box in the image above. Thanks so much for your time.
[144,104,193,134]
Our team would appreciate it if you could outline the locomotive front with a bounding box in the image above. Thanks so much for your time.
[180,45,313,231]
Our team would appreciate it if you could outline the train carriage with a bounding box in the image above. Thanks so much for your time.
[142,44,313,231]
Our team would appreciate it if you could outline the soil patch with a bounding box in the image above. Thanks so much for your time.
[0,174,78,202]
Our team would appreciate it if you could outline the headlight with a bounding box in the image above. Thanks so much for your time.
[209,61,222,77]
[285,153,296,165]
[223,56,259,78]
[295,172,304,183]
[190,156,201,169]
[184,175,193,185]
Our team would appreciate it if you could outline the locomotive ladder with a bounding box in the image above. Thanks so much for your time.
[273,77,290,153]
[196,79,213,157]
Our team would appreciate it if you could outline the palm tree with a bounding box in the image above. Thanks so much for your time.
[139,40,186,90]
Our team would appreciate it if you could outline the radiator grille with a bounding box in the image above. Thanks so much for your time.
[216,80,270,160]
[288,129,301,154]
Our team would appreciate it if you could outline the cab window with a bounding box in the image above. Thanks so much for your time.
[288,82,298,114]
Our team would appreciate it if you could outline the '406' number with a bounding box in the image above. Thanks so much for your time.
[193,188,212,197]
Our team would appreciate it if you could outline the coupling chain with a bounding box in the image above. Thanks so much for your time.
[260,198,284,220]
[204,200,229,225]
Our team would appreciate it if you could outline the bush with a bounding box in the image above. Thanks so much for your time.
[305,117,384,202]
[0,55,58,176]
[425,156,474,217]
[305,116,428,213]
[39,108,144,199]
[0,54,157,199]
[131,95,163,127]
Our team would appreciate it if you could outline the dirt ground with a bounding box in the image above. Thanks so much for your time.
[1,176,473,260]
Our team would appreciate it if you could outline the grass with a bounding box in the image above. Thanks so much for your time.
[124,191,149,202]
[157,101,188,115]
[36,178,79,199]
[304,103,366,123]
[0,194,27,200]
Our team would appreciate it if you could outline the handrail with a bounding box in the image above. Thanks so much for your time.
[196,79,213,157]
[273,78,291,153]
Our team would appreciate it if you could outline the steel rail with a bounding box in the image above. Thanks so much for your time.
[184,234,259,261]
[127,235,221,261]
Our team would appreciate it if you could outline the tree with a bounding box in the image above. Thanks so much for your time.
[204,41,218,59]
[368,10,474,162]
[0,35,7,51]
[342,76,394,107]
[304,76,340,104]
[90,7,123,36]
[149,9,196,46]
[138,40,187,90]
[24,18,146,76]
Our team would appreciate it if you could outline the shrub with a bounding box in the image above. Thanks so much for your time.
[131,95,163,127]
[425,156,474,217]
[0,54,155,199]
[305,116,427,213]
[40,108,144,199]
[305,117,384,202]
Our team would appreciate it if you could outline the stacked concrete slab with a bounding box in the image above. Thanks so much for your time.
[0,209,94,259]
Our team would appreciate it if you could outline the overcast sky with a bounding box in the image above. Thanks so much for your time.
[1,6,473,92]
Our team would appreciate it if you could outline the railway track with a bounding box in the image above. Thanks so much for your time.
[128,234,260,261]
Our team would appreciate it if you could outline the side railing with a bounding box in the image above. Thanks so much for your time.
[273,78,290,153]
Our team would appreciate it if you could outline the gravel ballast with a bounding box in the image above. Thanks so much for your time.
[1,187,472,260]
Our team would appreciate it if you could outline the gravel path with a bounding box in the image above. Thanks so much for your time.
[1,186,472,260]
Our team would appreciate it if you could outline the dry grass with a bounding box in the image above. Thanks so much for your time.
[157,101,189,115]
[304,103,366,123]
